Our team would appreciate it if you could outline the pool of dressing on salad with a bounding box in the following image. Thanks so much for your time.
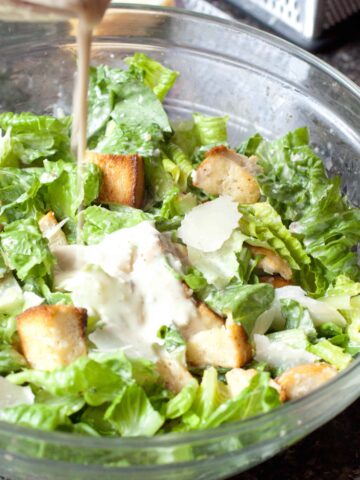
[0,1,202,357]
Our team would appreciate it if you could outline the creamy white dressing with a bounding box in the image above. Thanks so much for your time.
[53,222,199,358]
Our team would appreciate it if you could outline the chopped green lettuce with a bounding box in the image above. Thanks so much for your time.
[8,356,127,406]
[0,219,54,281]
[81,205,150,245]
[165,379,198,420]
[280,298,316,337]
[203,283,274,336]
[0,345,27,374]
[0,112,72,165]
[193,113,228,147]
[105,384,164,436]
[125,53,179,101]
[239,202,311,272]
[308,339,352,370]
[201,372,280,429]
[87,65,171,151]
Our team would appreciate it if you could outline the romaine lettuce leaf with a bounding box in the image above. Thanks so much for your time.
[193,113,228,147]
[125,53,179,101]
[290,195,360,281]
[0,167,44,223]
[105,384,164,436]
[80,405,116,436]
[0,345,27,374]
[95,121,164,157]
[255,127,325,222]
[0,402,81,432]
[203,283,274,336]
[280,298,316,337]
[239,202,311,272]
[165,379,198,420]
[8,356,127,407]
[192,367,229,423]
[88,65,171,148]
[163,143,193,191]
[308,339,352,370]
[156,187,197,220]
[237,133,263,157]
[0,112,72,166]
[81,205,150,245]
[201,372,280,429]
[43,160,101,221]
[253,127,360,283]
[0,129,19,167]
[0,218,54,281]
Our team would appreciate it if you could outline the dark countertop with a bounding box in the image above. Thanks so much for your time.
[207,2,360,479]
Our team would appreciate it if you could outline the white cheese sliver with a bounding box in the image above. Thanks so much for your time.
[178,196,241,252]
[254,334,319,370]
[0,377,34,409]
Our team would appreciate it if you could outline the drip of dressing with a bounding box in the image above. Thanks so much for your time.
[0,0,111,238]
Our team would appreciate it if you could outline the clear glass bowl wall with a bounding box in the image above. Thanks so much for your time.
[0,5,359,480]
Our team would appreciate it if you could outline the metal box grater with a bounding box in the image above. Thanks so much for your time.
[227,0,360,49]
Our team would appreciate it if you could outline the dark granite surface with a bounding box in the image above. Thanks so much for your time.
[208,2,360,479]
[0,4,359,480]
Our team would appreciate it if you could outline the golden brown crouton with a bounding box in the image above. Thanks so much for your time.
[259,276,293,288]
[157,355,194,394]
[186,318,252,368]
[180,301,224,340]
[85,151,144,207]
[250,246,292,280]
[38,212,67,249]
[226,368,286,401]
[192,145,261,204]
[276,363,337,401]
[17,305,87,371]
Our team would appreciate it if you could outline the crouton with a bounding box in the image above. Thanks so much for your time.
[186,318,252,368]
[85,151,144,207]
[259,276,293,288]
[17,305,87,371]
[226,368,286,401]
[180,301,224,340]
[38,212,67,249]
[192,145,261,204]
[157,355,194,394]
[276,363,337,401]
[250,246,292,280]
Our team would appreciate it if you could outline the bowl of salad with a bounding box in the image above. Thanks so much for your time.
[0,5,359,480]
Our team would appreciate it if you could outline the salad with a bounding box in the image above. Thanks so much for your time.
[0,54,359,437]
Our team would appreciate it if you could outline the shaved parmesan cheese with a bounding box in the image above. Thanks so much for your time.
[0,274,23,315]
[187,230,246,288]
[178,196,241,252]
[0,377,34,409]
[253,285,347,335]
[254,334,319,370]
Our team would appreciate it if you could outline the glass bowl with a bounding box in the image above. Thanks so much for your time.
[0,5,359,479]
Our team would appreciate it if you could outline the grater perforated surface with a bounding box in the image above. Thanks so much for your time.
[232,0,360,40]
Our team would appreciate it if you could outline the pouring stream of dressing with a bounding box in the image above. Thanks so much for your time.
[0,0,111,239]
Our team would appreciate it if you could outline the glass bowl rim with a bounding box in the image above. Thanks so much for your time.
[0,2,359,453]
